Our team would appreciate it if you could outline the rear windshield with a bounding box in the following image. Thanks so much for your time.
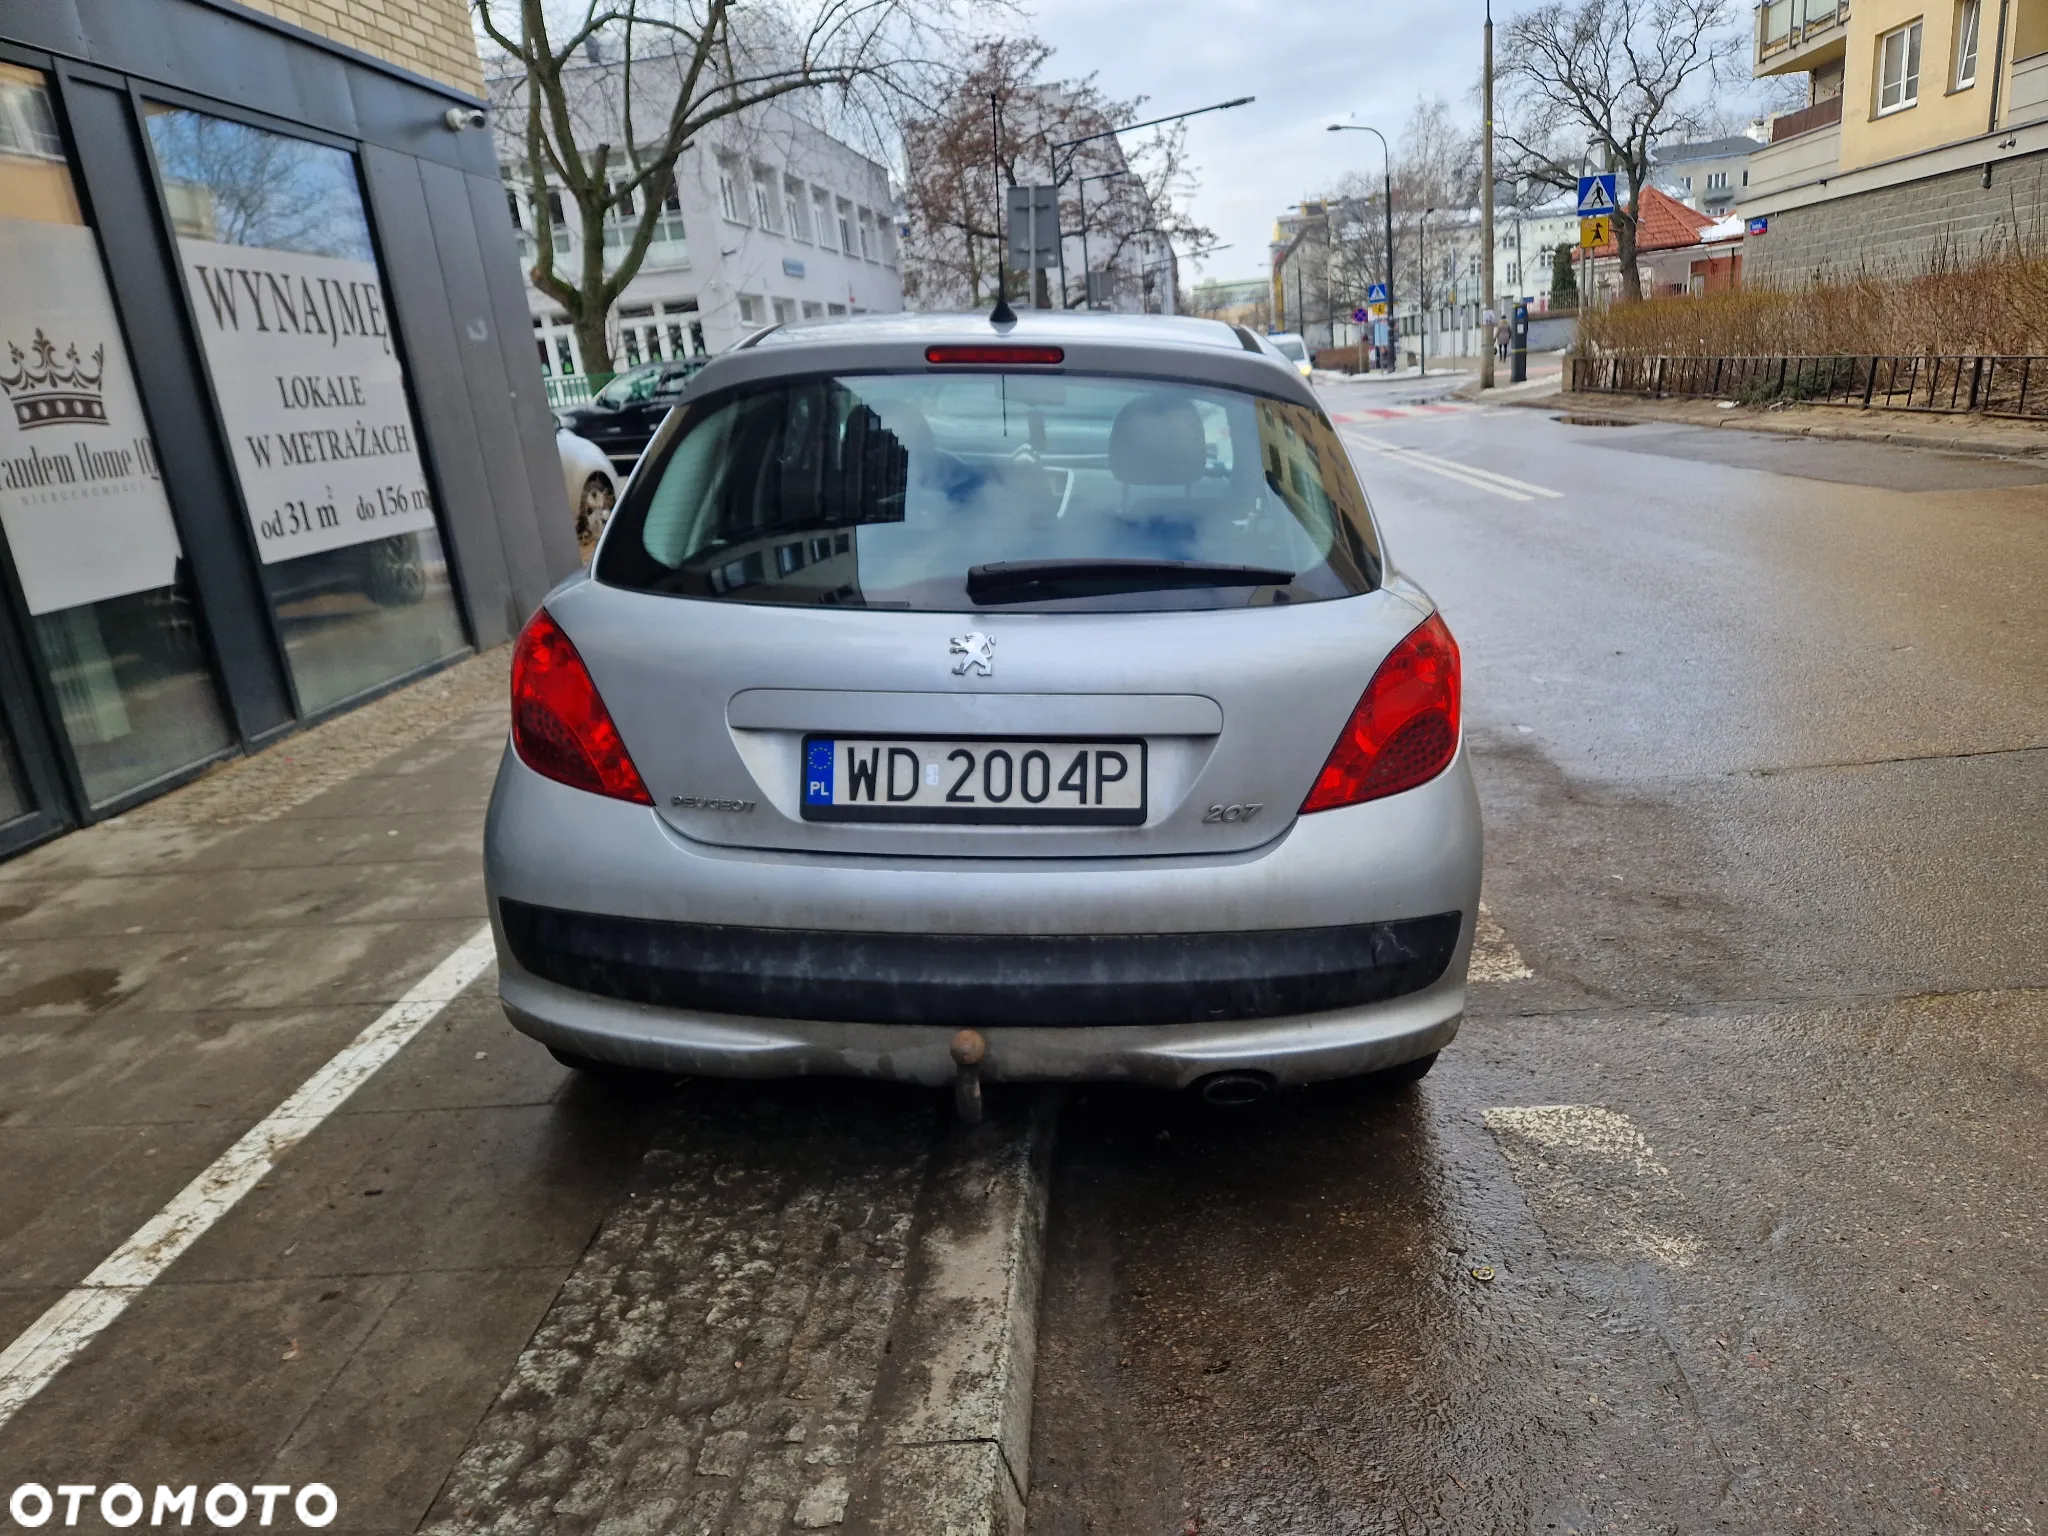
[595,372,1382,612]
[1271,337,1307,362]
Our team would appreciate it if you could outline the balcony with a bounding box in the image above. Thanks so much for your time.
[1757,0,1851,75]
[1770,92,1845,141]
[1747,116,1843,199]
[2011,52,2048,126]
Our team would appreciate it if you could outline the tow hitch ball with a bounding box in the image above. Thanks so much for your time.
[950,1029,986,1125]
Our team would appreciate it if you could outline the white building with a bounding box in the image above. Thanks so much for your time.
[1649,130,1767,215]
[1491,201,1581,309]
[492,64,902,391]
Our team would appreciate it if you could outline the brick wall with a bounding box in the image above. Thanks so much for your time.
[1745,152,2048,284]
[233,0,485,96]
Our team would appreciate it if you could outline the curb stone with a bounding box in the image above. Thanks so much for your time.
[846,1090,1060,1536]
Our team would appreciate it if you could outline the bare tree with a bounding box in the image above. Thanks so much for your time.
[1497,0,1742,301]
[898,36,1212,312]
[1324,96,1479,327]
[475,0,976,372]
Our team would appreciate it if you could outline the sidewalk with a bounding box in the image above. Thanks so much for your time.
[0,650,1052,1536]
[1520,388,2048,458]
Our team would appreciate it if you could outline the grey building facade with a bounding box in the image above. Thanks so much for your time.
[0,0,571,860]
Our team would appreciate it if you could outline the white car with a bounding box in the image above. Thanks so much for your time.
[556,428,620,552]
[1267,332,1315,378]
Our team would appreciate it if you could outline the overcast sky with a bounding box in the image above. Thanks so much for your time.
[1024,0,1759,285]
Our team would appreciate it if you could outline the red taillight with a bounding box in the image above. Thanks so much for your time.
[1302,613,1462,813]
[924,345,1065,365]
[510,609,653,804]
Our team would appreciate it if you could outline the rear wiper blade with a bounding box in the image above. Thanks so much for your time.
[966,558,1296,604]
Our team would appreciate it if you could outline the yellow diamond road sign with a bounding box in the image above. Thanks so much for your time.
[1579,215,1612,249]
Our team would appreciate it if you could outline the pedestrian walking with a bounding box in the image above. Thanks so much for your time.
[1495,316,1512,361]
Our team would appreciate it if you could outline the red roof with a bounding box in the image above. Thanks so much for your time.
[1633,185,1720,252]
[1585,184,1723,257]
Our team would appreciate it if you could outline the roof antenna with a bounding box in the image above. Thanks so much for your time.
[990,90,1017,326]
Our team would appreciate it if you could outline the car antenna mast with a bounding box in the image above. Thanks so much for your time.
[990,90,1016,325]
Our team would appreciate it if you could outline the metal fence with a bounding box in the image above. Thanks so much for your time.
[543,373,616,410]
[1570,354,2048,420]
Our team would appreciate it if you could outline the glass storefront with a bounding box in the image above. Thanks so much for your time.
[0,716,30,827]
[0,64,233,808]
[142,104,466,717]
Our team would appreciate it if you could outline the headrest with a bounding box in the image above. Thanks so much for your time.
[1108,394,1207,487]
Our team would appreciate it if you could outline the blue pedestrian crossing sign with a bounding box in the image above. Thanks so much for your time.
[1577,174,1618,217]
[1366,281,1390,304]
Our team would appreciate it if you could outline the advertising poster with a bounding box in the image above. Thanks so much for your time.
[174,237,437,564]
[0,217,182,616]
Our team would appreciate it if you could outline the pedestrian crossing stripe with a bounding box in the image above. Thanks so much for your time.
[1327,402,1479,423]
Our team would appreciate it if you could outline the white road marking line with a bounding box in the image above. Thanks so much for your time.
[0,924,497,1427]
[1387,447,1564,499]
[1483,1105,1703,1266]
[1469,902,1534,982]
[1343,435,1532,501]
[1343,431,1563,501]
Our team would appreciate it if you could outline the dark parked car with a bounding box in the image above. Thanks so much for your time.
[559,358,707,477]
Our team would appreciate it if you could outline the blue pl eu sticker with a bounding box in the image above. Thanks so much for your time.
[804,740,835,806]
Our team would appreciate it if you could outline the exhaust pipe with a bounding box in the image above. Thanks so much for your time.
[1195,1070,1274,1107]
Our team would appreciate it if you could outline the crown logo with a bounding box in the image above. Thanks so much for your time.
[0,331,107,432]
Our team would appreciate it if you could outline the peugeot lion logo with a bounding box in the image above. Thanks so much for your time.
[949,632,995,678]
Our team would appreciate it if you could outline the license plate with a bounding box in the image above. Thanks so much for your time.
[801,737,1147,824]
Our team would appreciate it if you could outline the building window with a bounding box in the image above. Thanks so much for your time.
[785,179,808,241]
[1877,20,1923,114]
[753,168,778,231]
[827,303,847,316]
[144,102,466,718]
[737,293,764,325]
[601,177,637,250]
[857,209,874,261]
[718,156,744,221]
[0,64,236,809]
[837,199,855,255]
[1955,0,1981,86]
[1707,170,1728,190]
[772,297,797,324]
[801,300,825,319]
[1681,175,1692,190]
[812,188,831,247]
[643,172,686,247]
[555,334,575,374]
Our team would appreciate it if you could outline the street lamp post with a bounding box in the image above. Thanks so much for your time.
[1481,0,1497,389]
[1325,123,1395,372]
[1419,207,1435,377]
[1050,96,1253,309]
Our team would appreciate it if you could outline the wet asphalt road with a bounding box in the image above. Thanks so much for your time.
[1027,383,2048,1534]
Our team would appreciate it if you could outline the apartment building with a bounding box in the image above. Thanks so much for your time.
[0,0,567,856]
[1650,132,1767,213]
[1743,0,2048,279]
[493,67,902,387]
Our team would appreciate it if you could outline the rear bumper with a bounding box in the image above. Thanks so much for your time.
[484,739,1482,1085]
[497,958,1464,1089]
[498,901,1460,1027]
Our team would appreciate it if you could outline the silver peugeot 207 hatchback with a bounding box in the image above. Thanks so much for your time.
[484,310,1481,1103]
